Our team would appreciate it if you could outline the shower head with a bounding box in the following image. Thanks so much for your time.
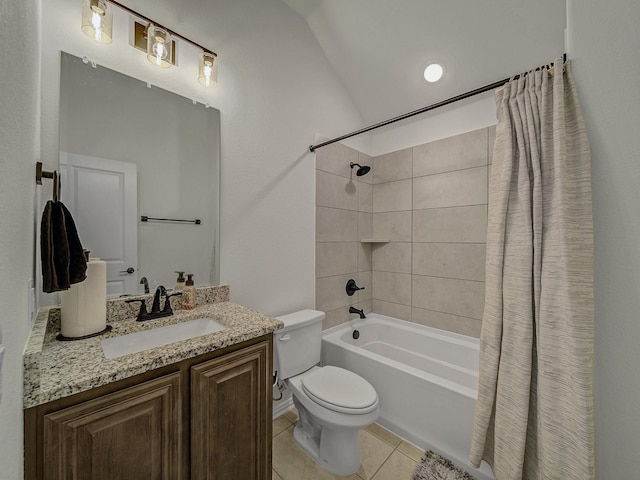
[350,162,371,177]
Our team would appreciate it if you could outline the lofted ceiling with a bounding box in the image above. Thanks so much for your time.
[283,0,566,124]
[120,0,566,127]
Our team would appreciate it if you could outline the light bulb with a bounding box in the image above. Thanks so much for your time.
[81,0,112,44]
[153,38,166,59]
[91,11,103,41]
[146,25,172,68]
[198,52,218,88]
[203,65,212,86]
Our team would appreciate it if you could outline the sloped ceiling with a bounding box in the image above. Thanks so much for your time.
[283,0,566,124]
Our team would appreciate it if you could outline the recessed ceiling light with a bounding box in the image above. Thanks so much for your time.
[423,63,443,83]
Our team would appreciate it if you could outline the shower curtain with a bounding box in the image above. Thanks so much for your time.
[470,60,595,479]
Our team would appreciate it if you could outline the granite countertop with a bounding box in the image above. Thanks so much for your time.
[24,291,283,409]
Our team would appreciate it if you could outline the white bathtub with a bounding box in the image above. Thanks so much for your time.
[322,314,494,480]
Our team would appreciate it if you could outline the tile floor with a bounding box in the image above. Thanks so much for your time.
[272,409,423,480]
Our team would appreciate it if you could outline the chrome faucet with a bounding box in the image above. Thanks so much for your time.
[126,285,182,321]
[139,276,149,294]
[349,306,366,319]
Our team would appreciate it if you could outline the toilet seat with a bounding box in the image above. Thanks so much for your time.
[301,366,378,414]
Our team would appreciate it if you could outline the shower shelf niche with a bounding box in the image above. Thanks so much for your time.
[359,239,389,244]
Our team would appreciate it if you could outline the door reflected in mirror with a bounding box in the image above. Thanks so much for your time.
[59,52,220,297]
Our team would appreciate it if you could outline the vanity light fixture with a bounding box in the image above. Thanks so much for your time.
[198,51,218,88]
[80,0,218,86]
[81,0,113,44]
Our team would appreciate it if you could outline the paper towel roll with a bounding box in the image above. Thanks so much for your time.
[61,258,107,338]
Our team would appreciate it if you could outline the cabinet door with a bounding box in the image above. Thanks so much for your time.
[43,372,182,480]
[191,341,271,480]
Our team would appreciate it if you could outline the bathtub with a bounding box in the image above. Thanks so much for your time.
[321,314,494,480]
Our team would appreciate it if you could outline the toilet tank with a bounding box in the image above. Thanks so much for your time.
[274,310,325,380]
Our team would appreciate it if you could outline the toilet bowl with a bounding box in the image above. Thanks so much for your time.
[274,310,379,476]
[288,366,379,475]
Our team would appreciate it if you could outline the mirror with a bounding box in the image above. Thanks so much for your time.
[59,52,220,298]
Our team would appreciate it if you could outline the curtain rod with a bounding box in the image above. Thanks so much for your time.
[309,54,566,152]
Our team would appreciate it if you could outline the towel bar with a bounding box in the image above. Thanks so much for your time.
[141,215,201,225]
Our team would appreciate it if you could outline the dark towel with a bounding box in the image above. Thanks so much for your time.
[41,200,87,293]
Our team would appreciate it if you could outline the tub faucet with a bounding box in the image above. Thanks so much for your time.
[139,276,149,294]
[349,306,366,319]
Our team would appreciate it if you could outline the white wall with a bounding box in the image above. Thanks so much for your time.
[0,0,40,477]
[40,0,367,317]
[0,1,366,477]
[370,93,497,156]
[567,1,640,477]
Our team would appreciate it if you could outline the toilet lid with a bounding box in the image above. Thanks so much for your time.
[301,366,378,414]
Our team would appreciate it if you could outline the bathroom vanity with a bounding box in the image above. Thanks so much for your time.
[23,285,282,480]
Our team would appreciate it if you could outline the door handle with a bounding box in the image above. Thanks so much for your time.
[279,334,291,341]
[120,267,135,274]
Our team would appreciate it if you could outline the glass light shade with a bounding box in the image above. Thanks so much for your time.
[81,0,113,44]
[198,52,218,88]
[146,25,173,68]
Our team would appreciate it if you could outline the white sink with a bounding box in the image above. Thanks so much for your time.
[101,317,226,359]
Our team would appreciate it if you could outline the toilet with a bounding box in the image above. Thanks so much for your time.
[274,310,379,476]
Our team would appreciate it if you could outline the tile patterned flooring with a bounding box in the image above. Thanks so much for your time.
[272,409,423,480]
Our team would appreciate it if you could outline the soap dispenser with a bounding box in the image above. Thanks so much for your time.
[174,271,186,292]
[181,274,196,310]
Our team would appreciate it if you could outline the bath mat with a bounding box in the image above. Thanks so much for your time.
[411,451,477,480]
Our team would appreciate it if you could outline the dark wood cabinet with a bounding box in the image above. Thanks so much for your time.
[43,373,182,480]
[191,342,270,480]
[25,335,272,480]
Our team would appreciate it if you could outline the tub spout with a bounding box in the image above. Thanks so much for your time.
[349,306,366,319]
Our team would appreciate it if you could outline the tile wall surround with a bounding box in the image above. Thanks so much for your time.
[315,140,373,330]
[315,127,494,337]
